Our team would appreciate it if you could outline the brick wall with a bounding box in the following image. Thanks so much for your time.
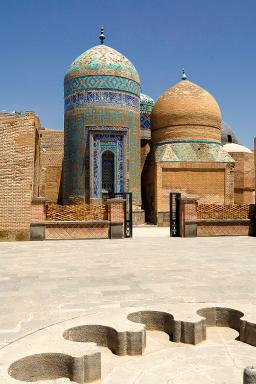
[181,199,256,237]
[196,204,254,220]
[230,151,255,204]
[39,128,64,203]
[107,199,125,222]
[196,220,252,236]
[142,160,235,225]
[158,162,234,213]
[162,168,225,207]
[0,112,40,240]
[44,222,109,240]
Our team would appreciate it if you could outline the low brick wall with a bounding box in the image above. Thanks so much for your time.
[181,200,256,237]
[196,219,253,237]
[30,198,126,240]
[30,221,109,241]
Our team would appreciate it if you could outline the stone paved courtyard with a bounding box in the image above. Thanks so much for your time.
[1,228,256,383]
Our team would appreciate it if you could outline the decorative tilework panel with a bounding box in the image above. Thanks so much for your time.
[64,109,141,205]
[65,107,139,129]
[88,126,128,133]
[65,90,140,112]
[140,104,154,113]
[140,113,151,130]
[65,76,140,97]
[154,142,236,163]
[93,134,124,198]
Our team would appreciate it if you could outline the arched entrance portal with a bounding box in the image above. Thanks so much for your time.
[101,150,115,194]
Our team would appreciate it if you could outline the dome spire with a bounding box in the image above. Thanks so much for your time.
[99,26,105,45]
[181,68,188,80]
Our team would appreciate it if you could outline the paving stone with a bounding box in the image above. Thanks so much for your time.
[0,230,256,382]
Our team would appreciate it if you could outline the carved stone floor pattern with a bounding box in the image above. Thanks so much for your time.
[0,227,256,382]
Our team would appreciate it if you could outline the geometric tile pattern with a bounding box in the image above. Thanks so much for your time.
[65,76,140,97]
[65,44,140,84]
[65,90,140,112]
[46,203,108,221]
[140,93,154,131]
[154,142,236,162]
[140,113,151,129]
[140,93,154,112]
[92,134,124,197]
[65,107,139,128]
[197,204,252,220]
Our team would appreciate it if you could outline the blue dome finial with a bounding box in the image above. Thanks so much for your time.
[99,26,105,45]
[181,68,188,80]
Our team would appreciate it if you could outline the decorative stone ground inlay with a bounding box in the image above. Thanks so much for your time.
[3,304,256,383]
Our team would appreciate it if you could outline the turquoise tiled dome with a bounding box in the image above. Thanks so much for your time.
[65,45,140,84]
[140,93,154,105]
[140,93,154,114]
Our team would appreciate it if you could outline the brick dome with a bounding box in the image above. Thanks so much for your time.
[151,79,222,144]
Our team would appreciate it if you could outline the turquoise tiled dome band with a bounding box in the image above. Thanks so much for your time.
[64,75,140,97]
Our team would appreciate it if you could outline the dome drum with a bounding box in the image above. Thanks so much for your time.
[152,125,221,144]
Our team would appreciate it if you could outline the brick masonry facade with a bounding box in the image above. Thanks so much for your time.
[44,222,109,240]
[0,112,40,240]
[0,108,254,239]
[144,161,235,225]
[181,199,256,237]
[230,151,255,204]
[39,128,64,203]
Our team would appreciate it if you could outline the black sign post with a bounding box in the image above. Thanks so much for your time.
[169,193,181,237]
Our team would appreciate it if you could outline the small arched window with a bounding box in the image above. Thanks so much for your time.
[227,134,232,143]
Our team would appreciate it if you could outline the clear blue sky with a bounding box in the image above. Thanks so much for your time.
[0,0,255,147]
